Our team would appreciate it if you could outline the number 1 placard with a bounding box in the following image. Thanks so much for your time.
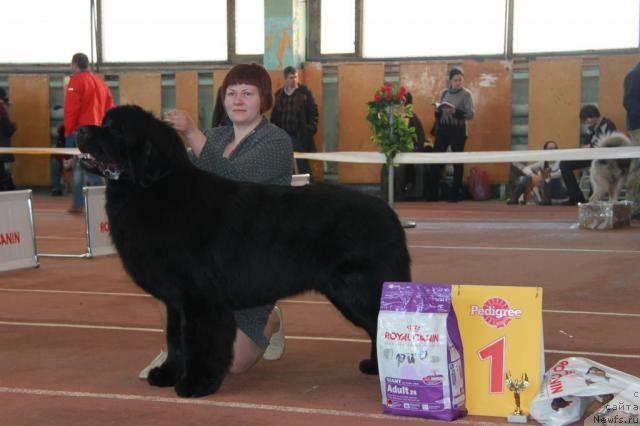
[452,285,543,417]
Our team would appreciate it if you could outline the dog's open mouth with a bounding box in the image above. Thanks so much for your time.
[78,152,124,180]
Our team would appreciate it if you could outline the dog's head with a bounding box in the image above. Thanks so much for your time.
[77,105,184,187]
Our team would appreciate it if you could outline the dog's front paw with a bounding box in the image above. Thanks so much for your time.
[359,358,379,375]
[175,374,223,398]
[148,364,178,387]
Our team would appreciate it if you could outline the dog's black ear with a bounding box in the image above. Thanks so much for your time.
[137,139,171,188]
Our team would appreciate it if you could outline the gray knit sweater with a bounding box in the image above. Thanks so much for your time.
[189,117,293,185]
[438,87,475,132]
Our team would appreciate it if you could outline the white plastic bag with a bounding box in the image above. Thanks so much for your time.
[530,357,640,425]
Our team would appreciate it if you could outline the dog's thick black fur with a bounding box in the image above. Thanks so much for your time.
[76,105,411,398]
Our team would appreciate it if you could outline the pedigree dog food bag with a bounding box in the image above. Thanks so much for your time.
[377,282,467,421]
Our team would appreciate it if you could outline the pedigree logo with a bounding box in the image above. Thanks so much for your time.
[0,231,21,246]
[470,297,522,328]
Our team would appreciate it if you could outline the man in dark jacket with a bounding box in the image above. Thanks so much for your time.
[559,104,617,205]
[0,87,16,191]
[270,66,319,175]
[623,61,640,217]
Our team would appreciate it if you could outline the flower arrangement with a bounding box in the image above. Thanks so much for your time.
[366,82,416,161]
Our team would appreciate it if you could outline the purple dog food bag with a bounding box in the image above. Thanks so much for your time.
[377,282,466,421]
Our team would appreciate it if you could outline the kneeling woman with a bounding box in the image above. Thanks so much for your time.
[140,63,293,377]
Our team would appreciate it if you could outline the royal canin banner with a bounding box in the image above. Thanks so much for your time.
[84,186,116,257]
[0,190,38,272]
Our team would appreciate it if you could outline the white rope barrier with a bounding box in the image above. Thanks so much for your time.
[3,146,639,164]
[0,147,80,156]
[5,146,640,164]
[294,146,640,164]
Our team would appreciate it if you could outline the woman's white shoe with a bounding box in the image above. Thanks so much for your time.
[263,306,285,361]
[138,350,167,379]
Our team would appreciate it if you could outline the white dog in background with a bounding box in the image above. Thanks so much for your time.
[589,132,632,202]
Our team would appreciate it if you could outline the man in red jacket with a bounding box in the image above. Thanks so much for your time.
[63,52,114,213]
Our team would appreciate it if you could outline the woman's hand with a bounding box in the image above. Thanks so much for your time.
[164,109,197,135]
[164,109,207,156]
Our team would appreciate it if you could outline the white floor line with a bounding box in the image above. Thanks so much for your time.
[1,288,638,318]
[409,244,640,255]
[544,309,640,318]
[0,321,162,333]
[1,321,637,360]
[286,335,370,343]
[545,350,640,359]
[0,288,152,297]
[0,288,149,297]
[0,386,460,424]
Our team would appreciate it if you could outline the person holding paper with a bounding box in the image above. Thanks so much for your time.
[426,67,475,202]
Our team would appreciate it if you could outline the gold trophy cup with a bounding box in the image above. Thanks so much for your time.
[505,372,529,423]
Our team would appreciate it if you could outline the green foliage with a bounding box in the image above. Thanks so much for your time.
[366,82,416,161]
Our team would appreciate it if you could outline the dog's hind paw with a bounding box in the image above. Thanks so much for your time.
[175,375,223,398]
[148,365,178,387]
[359,359,379,375]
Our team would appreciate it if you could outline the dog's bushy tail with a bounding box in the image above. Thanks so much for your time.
[598,132,631,148]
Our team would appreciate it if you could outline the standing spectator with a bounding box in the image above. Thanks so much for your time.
[560,104,617,205]
[623,61,640,217]
[50,123,67,196]
[0,87,16,191]
[427,67,475,202]
[400,92,427,196]
[63,52,114,213]
[624,61,640,143]
[270,66,319,175]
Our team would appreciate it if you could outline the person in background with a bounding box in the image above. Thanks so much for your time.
[427,67,475,202]
[270,65,319,176]
[138,63,292,380]
[559,104,617,205]
[63,52,114,213]
[400,92,427,195]
[623,61,640,218]
[507,140,567,205]
[211,86,231,128]
[0,87,16,191]
[50,123,67,196]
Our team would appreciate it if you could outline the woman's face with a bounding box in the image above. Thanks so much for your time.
[224,83,262,126]
[449,74,464,90]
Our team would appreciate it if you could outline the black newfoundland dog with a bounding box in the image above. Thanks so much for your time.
[76,105,411,398]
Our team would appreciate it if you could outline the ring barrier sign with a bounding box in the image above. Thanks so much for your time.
[0,190,38,272]
[37,185,116,259]
[84,186,116,257]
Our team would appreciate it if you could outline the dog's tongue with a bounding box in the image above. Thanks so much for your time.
[78,154,123,180]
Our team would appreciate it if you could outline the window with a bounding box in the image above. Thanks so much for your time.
[514,0,640,53]
[321,0,356,54]
[101,0,227,62]
[236,0,265,55]
[1,0,92,63]
[362,0,506,58]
